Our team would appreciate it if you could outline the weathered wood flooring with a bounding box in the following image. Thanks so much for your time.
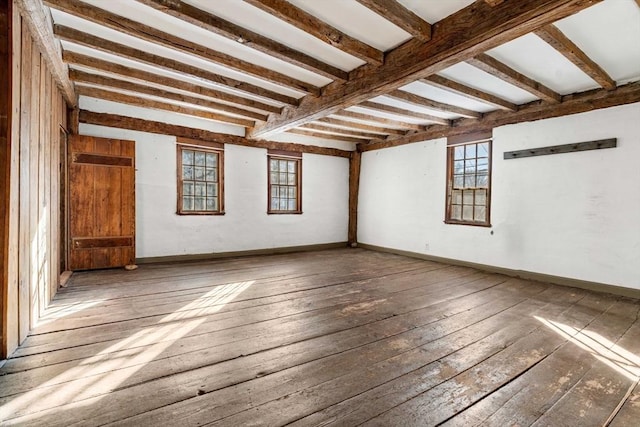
[1,248,639,426]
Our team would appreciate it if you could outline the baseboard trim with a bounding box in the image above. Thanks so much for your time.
[358,243,640,300]
[136,242,349,265]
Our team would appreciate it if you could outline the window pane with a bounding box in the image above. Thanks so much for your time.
[280,186,288,197]
[288,187,296,198]
[477,173,488,187]
[465,144,476,159]
[271,172,279,184]
[474,206,486,222]
[287,173,296,185]
[194,182,206,196]
[465,159,476,173]
[287,161,296,173]
[279,199,287,210]
[279,172,287,183]
[206,197,217,211]
[206,153,217,167]
[453,175,464,188]
[475,189,486,205]
[194,167,205,180]
[452,205,462,220]
[477,158,489,172]
[272,185,279,197]
[462,205,473,221]
[271,198,279,210]
[270,159,278,171]
[182,150,194,165]
[182,196,193,211]
[195,152,205,166]
[194,197,205,211]
[478,142,489,158]
[288,199,296,210]
[205,168,216,182]
[279,160,287,170]
[452,190,462,205]
[463,190,474,205]
[183,182,193,196]
[454,160,464,174]
[464,175,475,188]
[182,166,193,180]
[454,146,464,160]
[207,183,216,197]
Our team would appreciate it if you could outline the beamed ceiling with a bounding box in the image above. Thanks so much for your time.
[23,0,640,151]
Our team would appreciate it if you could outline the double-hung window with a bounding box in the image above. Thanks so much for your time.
[177,140,224,215]
[268,150,302,214]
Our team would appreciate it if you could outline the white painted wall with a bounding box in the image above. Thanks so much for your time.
[358,103,640,289]
[79,98,349,258]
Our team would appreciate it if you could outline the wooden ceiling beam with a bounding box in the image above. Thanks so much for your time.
[421,75,518,111]
[361,81,640,152]
[54,25,299,106]
[359,101,452,125]
[318,117,406,136]
[70,70,268,121]
[244,0,383,65]
[76,86,255,128]
[14,0,76,105]
[79,110,353,157]
[386,89,482,119]
[63,51,281,114]
[484,0,506,6]
[250,0,598,138]
[355,0,431,42]
[467,53,561,104]
[333,110,426,131]
[136,0,349,82]
[44,0,321,96]
[287,129,366,144]
[300,123,383,140]
[535,24,616,90]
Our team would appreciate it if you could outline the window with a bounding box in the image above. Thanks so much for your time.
[268,150,302,214]
[177,142,224,215]
[445,135,491,226]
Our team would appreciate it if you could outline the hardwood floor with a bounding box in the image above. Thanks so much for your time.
[0,248,638,426]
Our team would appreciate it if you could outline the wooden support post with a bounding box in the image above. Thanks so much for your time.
[348,151,361,246]
[1,0,12,359]
[67,106,79,135]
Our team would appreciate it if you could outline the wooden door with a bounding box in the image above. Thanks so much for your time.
[68,135,135,270]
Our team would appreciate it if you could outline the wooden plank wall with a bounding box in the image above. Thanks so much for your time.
[1,4,68,358]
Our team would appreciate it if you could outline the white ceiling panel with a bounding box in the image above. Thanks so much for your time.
[397,0,475,23]
[372,96,467,120]
[401,81,496,113]
[554,0,640,84]
[486,33,600,95]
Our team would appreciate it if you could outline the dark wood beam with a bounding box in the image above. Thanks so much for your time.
[244,0,382,65]
[348,151,361,245]
[136,0,349,82]
[535,24,616,90]
[76,86,256,128]
[355,0,431,42]
[421,75,518,111]
[360,81,640,152]
[318,117,406,136]
[485,0,506,6]
[467,53,562,103]
[54,25,299,106]
[287,129,365,144]
[70,70,268,121]
[14,0,76,105]
[79,110,353,158]
[334,109,426,131]
[44,0,321,96]
[250,0,597,137]
[299,123,383,140]
[63,51,281,114]
[386,89,482,118]
[359,101,451,125]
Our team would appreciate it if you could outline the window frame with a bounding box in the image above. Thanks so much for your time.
[444,134,492,227]
[267,149,302,215]
[176,140,225,216]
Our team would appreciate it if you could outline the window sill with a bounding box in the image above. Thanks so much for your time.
[176,211,226,216]
[444,219,491,227]
[267,211,303,215]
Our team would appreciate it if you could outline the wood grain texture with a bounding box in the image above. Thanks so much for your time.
[348,152,361,244]
[299,123,383,140]
[535,24,616,90]
[287,128,365,144]
[250,0,601,137]
[334,109,427,131]
[245,0,383,65]
[136,0,349,82]
[43,0,320,96]
[359,101,451,125]
[317,117,406,136]
[467,53,562,103]
[79,110,353,158]
[355,0,431,41]
[0,249,637,425]
[361,81,640,152]
[386,89,482,118]
[14,0,75,106]
[422,74,518,111]
[63,51,282,114]
[54,25,299,106]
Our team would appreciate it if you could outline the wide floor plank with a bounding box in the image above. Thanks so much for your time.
[0,248,637,426]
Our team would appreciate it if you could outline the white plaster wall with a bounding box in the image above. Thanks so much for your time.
[359,103,640,289]
[79,99,349,258]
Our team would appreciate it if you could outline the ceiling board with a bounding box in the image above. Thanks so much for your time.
[401,81,496,113]
[396,0,476,24]
[371,96,462,120]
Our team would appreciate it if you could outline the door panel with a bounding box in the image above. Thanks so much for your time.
[68,135,135,270]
